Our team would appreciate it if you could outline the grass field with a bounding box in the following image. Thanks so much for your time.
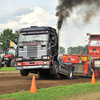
[0,67,100,100]
[0,67,17,71]
[0,82,100,100]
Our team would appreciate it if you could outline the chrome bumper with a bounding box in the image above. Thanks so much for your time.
[16,65,50,70]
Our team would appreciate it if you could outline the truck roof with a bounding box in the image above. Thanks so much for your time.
[20,26,56,33]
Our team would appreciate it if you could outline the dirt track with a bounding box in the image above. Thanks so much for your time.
[0,71,100,95]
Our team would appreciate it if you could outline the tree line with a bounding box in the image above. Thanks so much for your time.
[67,45,88,54]
[60,45,88,55]
[0,28,19,53]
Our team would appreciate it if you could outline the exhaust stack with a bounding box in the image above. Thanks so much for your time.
[58,30,60,57]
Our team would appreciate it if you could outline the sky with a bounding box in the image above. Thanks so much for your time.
[0,0,100,53]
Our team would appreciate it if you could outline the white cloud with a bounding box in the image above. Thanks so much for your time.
[0,7,57,31]
[6,21,20,29]
[0,24,6,29]
[19,7,57,26]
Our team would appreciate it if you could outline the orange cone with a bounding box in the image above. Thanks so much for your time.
[30,76,37,93]
[91,72,96,84]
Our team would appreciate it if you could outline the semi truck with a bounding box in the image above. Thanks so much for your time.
[15,26,100,79]
[15,26,59,78]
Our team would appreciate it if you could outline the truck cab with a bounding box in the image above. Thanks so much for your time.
[15,26,58,78]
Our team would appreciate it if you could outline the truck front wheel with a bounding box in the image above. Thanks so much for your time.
[49,61,59,76]
[39,71,44,78]
[20,69,29,76]
[39,71,51,79]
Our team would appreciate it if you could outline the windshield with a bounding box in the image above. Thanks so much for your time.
[8,49,16,56]
[18,33,48,42]
[90,40,100,46]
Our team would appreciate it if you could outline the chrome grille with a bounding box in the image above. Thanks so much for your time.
[18,44,47,58]
[27,45,37,57]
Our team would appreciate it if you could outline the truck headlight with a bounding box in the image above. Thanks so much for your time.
[42,56,50,60]
[43,62,47,64]
[16,57,23,61]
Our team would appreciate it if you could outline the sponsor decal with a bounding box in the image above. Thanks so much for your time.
[71,58,75,61]
[21,31,48,35]
[28,43,37,46]
[89,50,99,53]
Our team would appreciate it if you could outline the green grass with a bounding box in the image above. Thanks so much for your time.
[0,67,17,71]
[0,82,100,100]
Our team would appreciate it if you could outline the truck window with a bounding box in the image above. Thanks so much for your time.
[90,40,100,46]
[18,33,48,42]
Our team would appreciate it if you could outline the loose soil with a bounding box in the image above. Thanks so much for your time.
[0,71,100,95]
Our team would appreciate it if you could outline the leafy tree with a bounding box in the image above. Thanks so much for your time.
[0,28,16,52]
[15,30,20,39]
[60,46,65,54]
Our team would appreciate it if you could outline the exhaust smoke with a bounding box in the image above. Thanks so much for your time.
[56,0,100,30]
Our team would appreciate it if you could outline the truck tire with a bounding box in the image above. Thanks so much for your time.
[0,59,4,67]
[68,67,73,79]
[49,61,59,76]
[20,69,29,76]
[39,71,44,78]
[10,59,15,67]
[39,71,51,79]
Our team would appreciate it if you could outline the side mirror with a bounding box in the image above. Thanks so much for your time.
[15,36,18,44]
